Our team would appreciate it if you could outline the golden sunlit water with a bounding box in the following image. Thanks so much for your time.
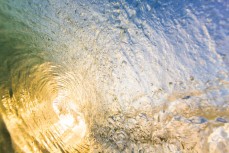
[0,0,228,152]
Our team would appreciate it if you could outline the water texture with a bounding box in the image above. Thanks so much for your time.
[0,0,228,152]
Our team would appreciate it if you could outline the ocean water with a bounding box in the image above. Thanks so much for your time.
[0,0,228,152]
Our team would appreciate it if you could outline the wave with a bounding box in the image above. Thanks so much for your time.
[0,0,228,152]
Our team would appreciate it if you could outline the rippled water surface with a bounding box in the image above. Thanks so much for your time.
[0,0,228,152]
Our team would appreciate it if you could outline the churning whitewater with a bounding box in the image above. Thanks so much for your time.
[0,0,228,152]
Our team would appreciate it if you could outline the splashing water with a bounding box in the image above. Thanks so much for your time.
[0,0,228,152]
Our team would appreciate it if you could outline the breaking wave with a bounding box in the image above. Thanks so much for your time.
[0,0,228,152]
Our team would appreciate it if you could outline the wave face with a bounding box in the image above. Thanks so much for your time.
[0,0,228,152]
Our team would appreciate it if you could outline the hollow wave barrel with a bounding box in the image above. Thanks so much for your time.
[0,0,228,152]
